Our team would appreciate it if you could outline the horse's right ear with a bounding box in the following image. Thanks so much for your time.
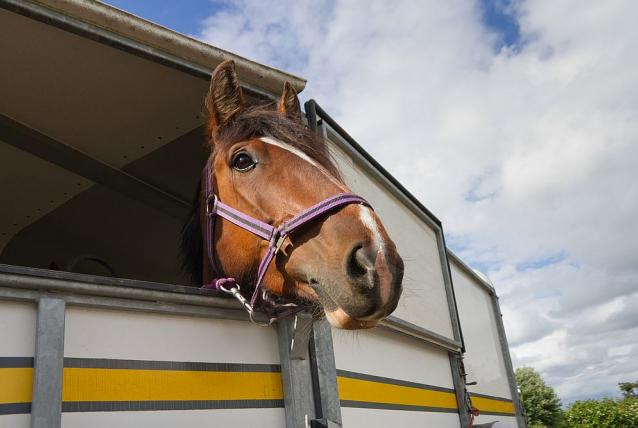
[205,60,244,140]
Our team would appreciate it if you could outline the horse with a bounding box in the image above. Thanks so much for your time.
[182,60,403,329]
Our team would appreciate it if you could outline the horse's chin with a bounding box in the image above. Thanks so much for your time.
[324,308,379,329]
[285,278,380,329]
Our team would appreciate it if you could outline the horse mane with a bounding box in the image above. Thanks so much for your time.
[180,104,341,285]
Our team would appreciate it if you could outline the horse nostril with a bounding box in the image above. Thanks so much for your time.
[346,243,374,280]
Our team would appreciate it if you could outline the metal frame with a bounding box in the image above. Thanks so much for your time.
[304,100,473,426]
[0,264,255,322]
[380,315,461,353]
[304,100,465,351]
[490,294,527,427]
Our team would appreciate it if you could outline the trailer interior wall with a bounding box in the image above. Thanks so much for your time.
[0,4,274,283]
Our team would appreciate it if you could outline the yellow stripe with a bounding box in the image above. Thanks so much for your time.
[0,368,33,404]
[471,396,516,415]
[1,365,511,415]
[62,368,283,402]
[337,376,457,409]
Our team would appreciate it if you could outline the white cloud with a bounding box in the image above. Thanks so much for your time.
[197,0,638,403]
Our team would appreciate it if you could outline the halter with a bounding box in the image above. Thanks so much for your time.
[200,160,371,325]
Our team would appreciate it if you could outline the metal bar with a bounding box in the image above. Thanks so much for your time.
[380,316,462,353]
[0,114,191,220]
[0,0,281,101]
[0,270,243,311]
[438,232,466,350]
[0,286,254,322]
[277,317,316,428]
[309,319,343,428]
[447,250,497,295]
[0,264,213,297]
[31,297,65,428]
[449,352,471,428]
[491,294,527,427]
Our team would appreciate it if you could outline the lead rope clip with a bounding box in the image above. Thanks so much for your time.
[219,283,274,327]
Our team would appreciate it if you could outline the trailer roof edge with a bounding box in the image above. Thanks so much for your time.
[446,250,497,296]
[27,0,307,94]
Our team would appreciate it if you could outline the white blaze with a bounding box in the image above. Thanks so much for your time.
[259,137,347,191]
[359,205,384,251]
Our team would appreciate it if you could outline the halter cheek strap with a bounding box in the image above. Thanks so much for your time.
[199,161,371,324]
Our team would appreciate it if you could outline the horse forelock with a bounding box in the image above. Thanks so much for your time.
[213,105,341,180]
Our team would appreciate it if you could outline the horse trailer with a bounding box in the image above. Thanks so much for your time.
[0,1,526,427]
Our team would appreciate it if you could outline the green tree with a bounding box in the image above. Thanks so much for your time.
[515,367,562,427]
[619,381,638,399]
[564,398,638,427]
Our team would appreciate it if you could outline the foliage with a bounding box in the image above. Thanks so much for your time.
[515,367,562,427]
[620,381,638,399]
[564,397,638,428]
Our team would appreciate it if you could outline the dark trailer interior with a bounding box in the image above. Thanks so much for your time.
[0,1,305,285]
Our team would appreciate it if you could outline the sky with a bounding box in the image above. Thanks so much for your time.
[105,0,638,404]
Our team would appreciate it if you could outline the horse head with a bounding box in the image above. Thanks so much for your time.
[189,60,403,329]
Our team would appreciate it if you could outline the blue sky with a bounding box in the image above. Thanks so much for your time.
[104,0,212,35]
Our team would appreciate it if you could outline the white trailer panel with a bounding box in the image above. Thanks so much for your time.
[329,138,455,341]
[0,301,36,428]
[327,124,455,348]
[450,253,523,424]
[332,327,459,427]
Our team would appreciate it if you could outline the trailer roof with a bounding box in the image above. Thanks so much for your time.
[5,0,307,95]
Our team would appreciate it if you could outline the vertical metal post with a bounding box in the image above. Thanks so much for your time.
[31,297,65,428]
[449,352,471,428]
[278,316,317,428]
[309,319,342,428]
[491,295,527,428]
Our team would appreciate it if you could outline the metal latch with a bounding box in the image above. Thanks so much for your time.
[309,418,341,428]
[290,313,313,360]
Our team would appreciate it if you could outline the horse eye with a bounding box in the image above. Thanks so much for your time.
[231,152,257,172]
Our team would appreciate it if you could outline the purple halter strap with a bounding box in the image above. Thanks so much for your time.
[200,161,371,324]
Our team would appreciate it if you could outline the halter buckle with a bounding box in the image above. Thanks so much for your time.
[273,233,289,255]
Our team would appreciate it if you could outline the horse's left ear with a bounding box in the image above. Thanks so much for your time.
[277,82,302,122]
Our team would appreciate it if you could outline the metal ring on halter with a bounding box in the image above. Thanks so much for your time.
[205,194,218,215]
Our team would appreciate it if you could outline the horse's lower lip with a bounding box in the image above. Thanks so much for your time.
[325,308,378,329]
[308,279,381,326]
